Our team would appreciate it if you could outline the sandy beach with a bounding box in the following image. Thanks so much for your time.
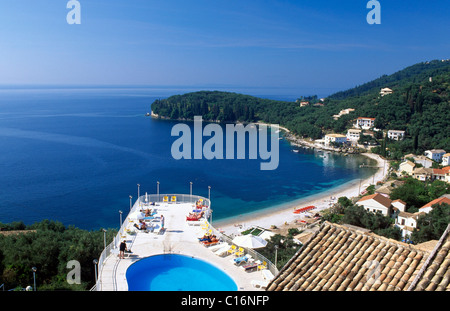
[217,152,388,236]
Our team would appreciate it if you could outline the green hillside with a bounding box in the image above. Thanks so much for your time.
[151,59,450,159]
[329,59,450,100]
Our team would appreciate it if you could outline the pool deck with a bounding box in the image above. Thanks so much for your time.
[97,201,269,291]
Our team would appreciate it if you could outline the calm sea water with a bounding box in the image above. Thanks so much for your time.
[0,87,375,230]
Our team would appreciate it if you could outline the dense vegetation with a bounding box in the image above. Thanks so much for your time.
[389,178,450,212]
[0,220,116,291]
[151,60,450,155]
[411,203,450,243]
[322,198,402,241]
[322,195,449,244]
[323,177,450,243]
[258,229,302,270]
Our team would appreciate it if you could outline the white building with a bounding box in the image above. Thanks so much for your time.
[445,167,450,183]
[395,212,422,238]
[354,117,375,130]
[380,88,393,96]
[424,149,446,162]
[299,101,309,107]
[387,130,405,141]
[442,153,450,166]
[419,196,450,214]
[432,169,446,181]
[412,167,434,181]
[324,134,347,146]
[356,193,392,216]
[412,155,434,168]
[346,129,362,142]
[333,108,355,120]
[392,199,406,212]
[399,160,415,175]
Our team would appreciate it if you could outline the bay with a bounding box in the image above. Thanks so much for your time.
[0,87,376,230]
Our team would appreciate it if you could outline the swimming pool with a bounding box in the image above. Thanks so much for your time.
[126,254,238,291]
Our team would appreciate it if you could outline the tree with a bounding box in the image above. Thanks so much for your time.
[389,178,450,212]
[340,204,398,240]
[411,203,450,243]
[338,196,353,209]
[258,233,301,270]
[0,220,117,291]
[389,177,429,211]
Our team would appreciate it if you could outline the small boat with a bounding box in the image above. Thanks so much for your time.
[293,149,299,153]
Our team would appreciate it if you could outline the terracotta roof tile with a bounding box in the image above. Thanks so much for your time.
[267,222,450,291]
[420,197,450,210]
[357,193,392,208]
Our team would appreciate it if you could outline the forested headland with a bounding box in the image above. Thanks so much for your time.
[151,59,450,159]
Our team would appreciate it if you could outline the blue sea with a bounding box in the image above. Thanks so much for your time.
[0,87,376,230]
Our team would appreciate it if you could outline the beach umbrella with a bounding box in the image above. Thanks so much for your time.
[232,235,268,249]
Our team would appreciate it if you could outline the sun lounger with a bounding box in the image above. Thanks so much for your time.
[251,280,269,289]
[187,220,202,226]
[208,242,226,251]
[186,216,201,221]
[152,224,161,234]
[233,254,252,265]
[257,261,268,271]
[262,269,274,281]
[234,247,244,257]
[201,240,220,247]
[214,244,231,256]
[241,262,258,272]
[227,245,237,255]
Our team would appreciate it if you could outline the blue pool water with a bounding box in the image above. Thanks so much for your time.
[126,254,238,291]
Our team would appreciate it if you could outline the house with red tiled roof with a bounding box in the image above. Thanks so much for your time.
[392,199,406,212]
[419,196,450,214]
[432,168,447,181]
[442,166,450,183]
[412,167,434,181]
[355,193,392,216]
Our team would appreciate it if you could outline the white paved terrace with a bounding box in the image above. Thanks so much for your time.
[97,200,269,291]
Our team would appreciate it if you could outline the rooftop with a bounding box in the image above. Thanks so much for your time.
[420,197,450,210]
[356,193,392,208]
[96,196,273,291]
[325,133,346,138]
[357,117,376,120]
[426,149,446,154]
[267,222,450,291]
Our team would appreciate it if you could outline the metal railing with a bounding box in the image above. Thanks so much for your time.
[207,224,279,277]
[92,193,278,290]
[92,193,211,291]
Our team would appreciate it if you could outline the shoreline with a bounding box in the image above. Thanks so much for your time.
[150,116,389,237]
[216,150,388,236]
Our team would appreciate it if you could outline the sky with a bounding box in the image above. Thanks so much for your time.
[0,0,449,97]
